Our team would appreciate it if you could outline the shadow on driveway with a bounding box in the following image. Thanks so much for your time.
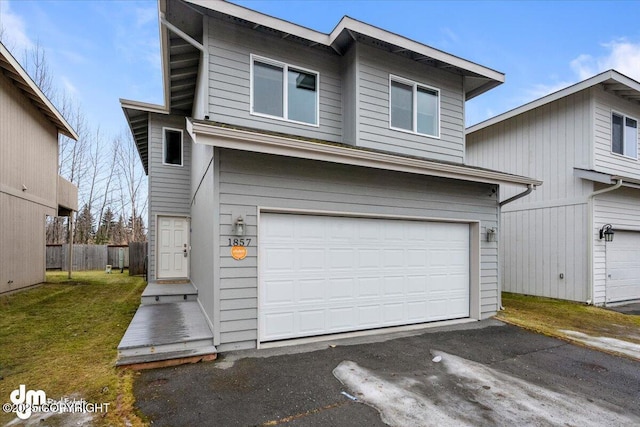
[135,320,640,426]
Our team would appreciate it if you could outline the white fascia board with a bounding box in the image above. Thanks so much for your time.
[467,70,640,135]
[120,98,169,115]
[329,17,504,83]
[0,43,78,140]
[574,167,640,187]
[185,0,329,45]
[187,120,541,187]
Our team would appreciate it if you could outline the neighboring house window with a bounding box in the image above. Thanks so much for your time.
[163,128,183,166]
[611,112,638,159]
[251,55,319,126]
[390,75,440,138]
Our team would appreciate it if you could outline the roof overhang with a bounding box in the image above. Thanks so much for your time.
[0,42,78,140]
[468,70,640,134]
[187,119,541,188]
[574,168,640,190]
[184,0,504,100]
[120,99,169,175]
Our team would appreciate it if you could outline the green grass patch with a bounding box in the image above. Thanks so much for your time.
[497,292,640,347]
[0,271,147,426]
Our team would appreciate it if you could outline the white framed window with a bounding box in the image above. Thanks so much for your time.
[612,111,638,159]
[389,75,440,138]
[250,55,319,126]
[163,127,183,166]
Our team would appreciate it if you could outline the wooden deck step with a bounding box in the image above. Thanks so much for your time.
[117,301,216,367]
[141,281,198,304]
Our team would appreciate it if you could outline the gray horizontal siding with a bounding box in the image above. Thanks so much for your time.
[148,113,191,281]
[215,148,500,349]
[207,17,343,142]
[356,44,465,163]
[593,86,640,180]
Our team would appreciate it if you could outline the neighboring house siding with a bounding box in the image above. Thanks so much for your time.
[356,44,465,163]
[592,186,640,304]
[593,86,640,180]
[148,113,191,281]
[1,71,59,293]
[467,91,595,302]
[190,141,216,324]
[214,148,499,351]
[207,18,343,143]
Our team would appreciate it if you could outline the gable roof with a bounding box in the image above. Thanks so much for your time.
[0,42,78,140]
[467,69,640,134]
[183,0,504,101]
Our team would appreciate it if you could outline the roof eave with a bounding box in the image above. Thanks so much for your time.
[468,70,640,134]
[0,42,78,140]
[187,119,541,188]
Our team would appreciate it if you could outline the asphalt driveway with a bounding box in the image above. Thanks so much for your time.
[135,320,640,426]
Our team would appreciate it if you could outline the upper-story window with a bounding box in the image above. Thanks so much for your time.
[251,55,319,126]
[163,128,183,166]
[612,112,638,159]
[389,75,440,138]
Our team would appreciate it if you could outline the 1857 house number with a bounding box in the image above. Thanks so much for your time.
[227,238,251,247]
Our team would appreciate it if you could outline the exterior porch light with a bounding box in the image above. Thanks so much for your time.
[486,227,497,242]
[234,216,246,237]
[599,224,614,242]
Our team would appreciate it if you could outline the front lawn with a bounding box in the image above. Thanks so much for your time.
[0,271,146,426]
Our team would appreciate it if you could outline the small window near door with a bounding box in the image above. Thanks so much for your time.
[163,128,183,166]
[611,112,638,159]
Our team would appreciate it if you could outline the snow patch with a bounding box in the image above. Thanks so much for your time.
[560,330,640,360]
[333,351,639,426]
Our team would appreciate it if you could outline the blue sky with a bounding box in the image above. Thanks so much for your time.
[2,0,640,139]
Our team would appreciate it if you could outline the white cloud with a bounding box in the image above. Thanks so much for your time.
[0,0,33,52]
[135,6,157,28]
[521,38,640,104]
[571,39,640,82]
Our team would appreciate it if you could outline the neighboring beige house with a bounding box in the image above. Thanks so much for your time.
[0,42,78,294]
[467,70,640,306]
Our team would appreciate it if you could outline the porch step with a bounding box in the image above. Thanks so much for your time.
[141,282,198,304]
[116,301,216,367]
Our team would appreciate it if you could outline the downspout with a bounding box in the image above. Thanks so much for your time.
[496,184,536,310]
[586,179,622,305]
[160,14,204,51]
[499,184,535,207]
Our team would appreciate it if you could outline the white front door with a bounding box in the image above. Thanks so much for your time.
[157,216,189,279]
[259,213,470,342]
[606,231,640,303]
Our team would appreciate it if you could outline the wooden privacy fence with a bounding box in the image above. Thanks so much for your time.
[46,244,147,276]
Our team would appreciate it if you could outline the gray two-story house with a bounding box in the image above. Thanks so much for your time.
[119,0,539,365]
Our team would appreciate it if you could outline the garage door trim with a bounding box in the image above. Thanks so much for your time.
[257,207,481,345]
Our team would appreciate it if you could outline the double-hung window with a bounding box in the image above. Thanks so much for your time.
[251,55,319,126]
[612,112,638,159]
[390,75,440,138]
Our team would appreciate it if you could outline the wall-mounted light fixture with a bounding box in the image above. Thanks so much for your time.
[233,216,245,237]
[487,227,497,242]
[599,224,614,242]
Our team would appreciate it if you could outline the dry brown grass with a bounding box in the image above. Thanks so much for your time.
[0,271,147,426]
[497,292,640,350]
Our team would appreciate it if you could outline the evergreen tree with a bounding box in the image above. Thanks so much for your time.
[74,204,94,244]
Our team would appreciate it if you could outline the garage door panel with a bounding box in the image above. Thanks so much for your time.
[260,214,470,342]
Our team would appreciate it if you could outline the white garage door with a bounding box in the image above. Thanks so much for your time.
[606,231,640,303]
[259,213,470,342]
